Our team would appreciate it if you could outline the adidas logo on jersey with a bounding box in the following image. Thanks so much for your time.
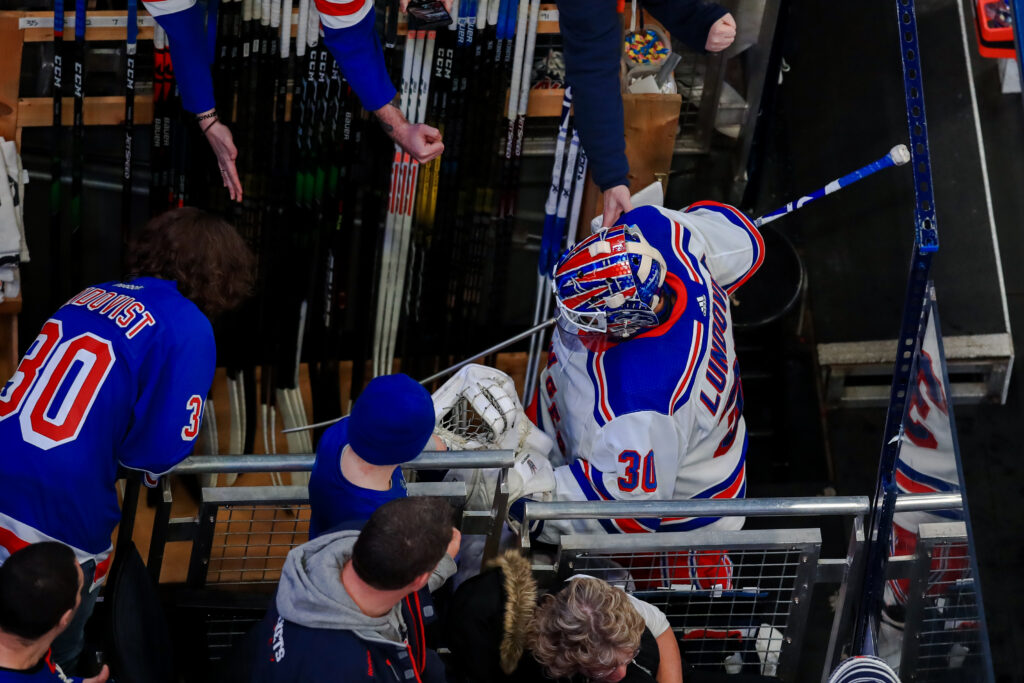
[697,295,708,316]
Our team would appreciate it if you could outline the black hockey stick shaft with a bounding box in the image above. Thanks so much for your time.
[50,0,65,309]
[121,0,137,252]
[70,0,85,290]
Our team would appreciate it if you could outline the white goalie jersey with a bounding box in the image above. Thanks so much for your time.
[534,203,764,541]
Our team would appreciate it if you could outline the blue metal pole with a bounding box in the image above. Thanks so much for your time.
[852,0,940,654]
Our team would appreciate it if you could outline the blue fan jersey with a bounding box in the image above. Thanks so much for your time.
[0,278,215,582]
[308,418,407,538]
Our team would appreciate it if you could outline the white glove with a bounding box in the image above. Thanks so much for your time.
[432,364,520,449]
[433,364,556,510]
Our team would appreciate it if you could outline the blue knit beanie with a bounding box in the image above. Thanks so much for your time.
[349,374,436,466]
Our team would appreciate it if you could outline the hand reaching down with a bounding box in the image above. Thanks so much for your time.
[705,13,737,52]
[202,119,244,202]
[602,184,633,227]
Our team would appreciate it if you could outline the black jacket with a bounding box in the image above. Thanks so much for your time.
[445,551,660,683]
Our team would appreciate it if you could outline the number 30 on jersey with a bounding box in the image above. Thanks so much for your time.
[0,320,202,448]
[618,450,657,493]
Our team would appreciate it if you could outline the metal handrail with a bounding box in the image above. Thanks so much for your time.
[522,496,872,522]
[172,450,516,475]
[522,492,962,524]
[892,492,962,512]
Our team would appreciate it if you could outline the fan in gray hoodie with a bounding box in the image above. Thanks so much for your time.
[247,497,458,683]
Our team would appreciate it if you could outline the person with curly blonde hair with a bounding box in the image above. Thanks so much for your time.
[530,577,682,682]
[446,551,682,683]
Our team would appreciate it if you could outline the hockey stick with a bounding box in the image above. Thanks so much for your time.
[566,149,588,248]
[198,393,219,488]
[522,87,571,401]
[383,29,437,375]
[523,124,580,400]
[373,30,419,377]
[69,0,85,290]
[121,0,137,251]
[755,144,911,227]
[503,0,539,218]
[151,25,169,214]
[49,0,64,310]
[284,316,559,433]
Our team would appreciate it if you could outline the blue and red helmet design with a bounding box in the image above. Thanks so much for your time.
[552,225,667,339]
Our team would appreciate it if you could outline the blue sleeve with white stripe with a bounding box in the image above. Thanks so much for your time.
[322,9,397,113]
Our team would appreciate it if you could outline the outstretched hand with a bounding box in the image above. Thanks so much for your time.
[202,119,244,202]
[705,13,736,52]
[602,184,633,227]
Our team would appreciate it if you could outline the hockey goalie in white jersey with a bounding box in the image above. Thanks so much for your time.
[532,201,762,541]
[435,201,763,560]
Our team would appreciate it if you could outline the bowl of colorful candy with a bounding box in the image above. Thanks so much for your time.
[623,27,671,66]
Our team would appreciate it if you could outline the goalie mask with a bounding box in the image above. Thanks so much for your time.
[553,224,668,339]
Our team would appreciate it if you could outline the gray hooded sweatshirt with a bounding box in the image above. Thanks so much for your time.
[248,528,456,682]
[275,529,456,644]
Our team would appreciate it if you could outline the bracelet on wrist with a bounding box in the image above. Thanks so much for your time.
[195,110,218,123]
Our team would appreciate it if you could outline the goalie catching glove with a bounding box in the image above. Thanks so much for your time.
[431,364,556,512]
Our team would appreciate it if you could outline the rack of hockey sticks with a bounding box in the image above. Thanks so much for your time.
[373,28,437,377]
[371,0,553,380]
[521,84,587,403]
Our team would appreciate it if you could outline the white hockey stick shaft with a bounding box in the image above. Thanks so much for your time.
[295,0,309,56]
[306,0,319,46]
[507,0,528,121]
[557,128,580,223]
[383,30,435,373]
[517,0,540,118]
[567,150,587,249]
[280,0,292,57]
[284,317,561,434]
[374,31,419,375]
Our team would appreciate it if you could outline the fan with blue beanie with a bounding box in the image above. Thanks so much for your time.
[308,374,437,537]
